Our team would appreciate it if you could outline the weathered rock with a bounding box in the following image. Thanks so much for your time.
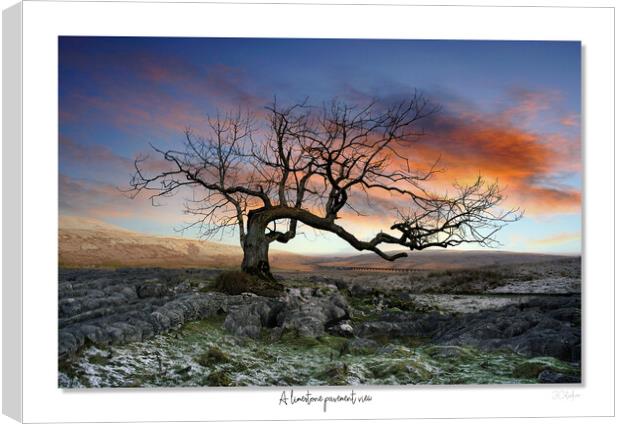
[174,281,192,294]
[350,284,376,297]
[217,287,351,340]
[58,331,80,356]
[423,345,476,360]
[223,297,281,339]
[137,283,169,299]
[327,320,354,337]
[79,324,109,345]
[276,290,349,337]
[57,268,246,357]
[59,298,82,317]
[357,296,581,362]
[538,369,581,384]
[343,338,380,355]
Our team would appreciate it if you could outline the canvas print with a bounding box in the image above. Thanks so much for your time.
[58,37,582,388]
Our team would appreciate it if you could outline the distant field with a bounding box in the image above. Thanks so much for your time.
[314,250,574,270]
[59,215,575,271]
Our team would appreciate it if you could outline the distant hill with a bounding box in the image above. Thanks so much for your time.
[59,215,572,271]
[309,250,573,271]
[58,216,312,270]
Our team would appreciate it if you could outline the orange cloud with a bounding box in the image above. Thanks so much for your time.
[390,97,582,216]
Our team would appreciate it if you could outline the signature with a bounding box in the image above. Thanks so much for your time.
[552,390,581,401]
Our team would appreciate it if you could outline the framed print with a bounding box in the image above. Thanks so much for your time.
[56,35,582,389]
[2,0,615,422]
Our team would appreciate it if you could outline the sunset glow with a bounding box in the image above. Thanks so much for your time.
[59,37,581,254]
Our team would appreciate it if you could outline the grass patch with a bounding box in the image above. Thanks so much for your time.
[196,346,231,367]
[204,370,232,386]
[368,359,433,382]
[88,354,110,366]
[213,271,284,297]
[317,363,350,385]
[512,357,579,379]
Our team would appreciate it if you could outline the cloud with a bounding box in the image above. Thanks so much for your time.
[60,136,132,170]
[63,88,208,137]
[498,87,559,123]
[530,231,581,247]
[391,90,582,216]
[560,114,579,127]
[59,174,188,224]
[60,48,267,138]
[306,86,581,218]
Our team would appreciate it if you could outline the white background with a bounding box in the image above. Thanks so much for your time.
[1,0,617,423]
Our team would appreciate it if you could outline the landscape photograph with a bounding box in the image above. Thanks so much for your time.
[58,37,582,388]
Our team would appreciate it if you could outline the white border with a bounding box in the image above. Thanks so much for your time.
[17,1,614,422]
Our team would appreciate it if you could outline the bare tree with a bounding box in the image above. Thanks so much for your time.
[129,93,522,281]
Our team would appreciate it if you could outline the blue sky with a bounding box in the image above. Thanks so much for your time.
[59,37,582,254]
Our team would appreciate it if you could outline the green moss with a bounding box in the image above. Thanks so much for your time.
[317,335,348,351]
[196,346,230,367]
[341,340,379,356]
[422,345,477,361]
[278,331,321,348]
[317,363,350,385]
[58,358,76,375]
[197,280,217,293]
[124,378,145,388]
[88,354,110,366]
[59,301,581,388]
[386,307,402,313]
[367,334,392,346]
[204,370,232,386]
[383,295,434,313]
[368,359,433,382]
[512,362,547,379]
[175,365,192,376]
[253,348,276,362]
[512,357,578,379]
[279,374,305,386]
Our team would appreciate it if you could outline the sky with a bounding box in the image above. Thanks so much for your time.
[59,37,582,255]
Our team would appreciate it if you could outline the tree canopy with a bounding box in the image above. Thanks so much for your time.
[129,93,522,280]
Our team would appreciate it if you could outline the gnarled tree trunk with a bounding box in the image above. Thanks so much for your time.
[241,212,274,281]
